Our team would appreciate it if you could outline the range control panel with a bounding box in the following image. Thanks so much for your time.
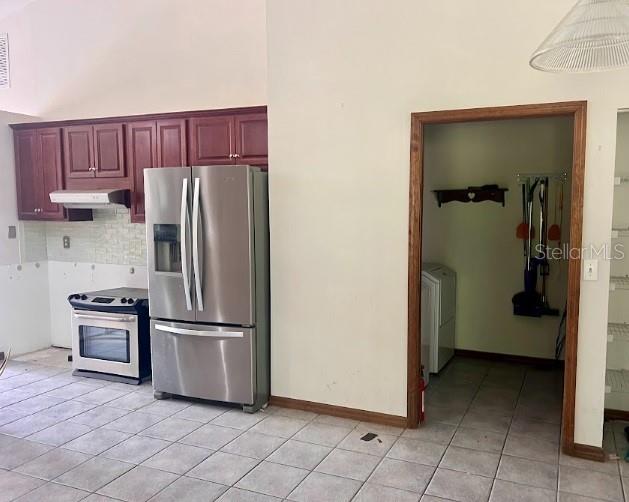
[69,294,140,307]
[68,288,149,314]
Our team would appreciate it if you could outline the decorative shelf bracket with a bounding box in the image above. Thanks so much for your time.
[433,185,508,208]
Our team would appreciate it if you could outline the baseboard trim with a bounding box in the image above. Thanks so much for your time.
[604,408,629,421]
[454,349,564,368]
[268,395,407,428]
[563,442,607,462]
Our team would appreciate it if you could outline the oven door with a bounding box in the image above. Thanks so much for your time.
[71,310,139,378]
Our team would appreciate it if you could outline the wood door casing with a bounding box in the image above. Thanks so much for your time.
[188,116,234,165]
[14,129,41,219]
[38,128,64,220]
[94,123,125,178]
[127,121,157,223]
[234,113,268,166]
[406,101,592,461]
[157,119,187,167]
[63,125,94,179]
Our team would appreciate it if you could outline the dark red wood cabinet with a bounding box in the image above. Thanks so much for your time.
[14,128,65,220]
[12,106,267,222]
[235,113,268,166]
[127,119,187,223]
[64,123,125,181]
[188,115,234,165]
[189,112,267,167]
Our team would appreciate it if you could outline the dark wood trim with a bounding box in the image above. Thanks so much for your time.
[453,349,564,369]
[9,105,267,130]
[269,396,407,428]
[564,442,607,462]
[562,102,587,459]
[407,102,588,462]
[604,408,629,421]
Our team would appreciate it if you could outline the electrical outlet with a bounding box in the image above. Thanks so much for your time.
[583,259,598,281]
[63,236,70,249]
[7,226,16,239]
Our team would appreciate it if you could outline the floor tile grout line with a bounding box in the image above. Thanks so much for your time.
[423,360,494,499]
[491,363,551,501]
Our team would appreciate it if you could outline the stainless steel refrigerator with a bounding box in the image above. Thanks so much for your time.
[145,165,269,413]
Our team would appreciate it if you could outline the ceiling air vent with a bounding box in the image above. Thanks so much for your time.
[0,34,9,89]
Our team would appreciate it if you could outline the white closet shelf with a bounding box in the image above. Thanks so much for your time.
[605,369,629,394]
[608,323,629,343]
[610,276,629,291]
[612,228,629,238]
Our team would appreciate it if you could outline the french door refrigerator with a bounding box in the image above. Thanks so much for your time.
[145,165,269,412]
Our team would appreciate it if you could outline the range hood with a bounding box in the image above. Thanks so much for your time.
[49,189,129,209]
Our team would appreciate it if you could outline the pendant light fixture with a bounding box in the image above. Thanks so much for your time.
[530,0,629,73]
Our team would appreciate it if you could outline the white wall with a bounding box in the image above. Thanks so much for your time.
[267,0,626,446]
[0,0,267,119]
[0,262,50,356]
[422,118,573,359]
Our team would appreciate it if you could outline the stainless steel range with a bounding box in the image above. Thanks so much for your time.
[68,287,151,384]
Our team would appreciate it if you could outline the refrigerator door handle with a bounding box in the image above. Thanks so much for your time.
[155,324,244,338]
[192,177,204,311]
[180,178,192,311]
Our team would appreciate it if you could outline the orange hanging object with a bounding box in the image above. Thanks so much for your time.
[548,183,563,242]
[516,222,535,240]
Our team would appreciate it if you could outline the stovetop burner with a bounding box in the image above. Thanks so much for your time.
[68,287,149,314]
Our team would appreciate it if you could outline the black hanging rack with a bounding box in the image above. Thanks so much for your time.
[433,184,508,207]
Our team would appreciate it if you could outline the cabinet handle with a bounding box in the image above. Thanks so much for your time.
[233,153,240,159]
[228,153,234,159]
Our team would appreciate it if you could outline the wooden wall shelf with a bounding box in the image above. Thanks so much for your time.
[433,185,508,207]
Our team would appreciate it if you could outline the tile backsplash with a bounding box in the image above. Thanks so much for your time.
[23,209,147,266]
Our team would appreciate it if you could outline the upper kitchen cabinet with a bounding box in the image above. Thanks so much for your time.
[14,127,80,221]
[188,111,268,167]
[188,115,234,165]
[157,119,187,168]
[127,119,187,223]
[14,129,41,219]
[63,123,126,181]
[235,113,268,166]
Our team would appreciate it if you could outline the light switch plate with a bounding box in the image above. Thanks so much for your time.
[63,236,70,249]
[583,259,598,281]
[7,226,16,239]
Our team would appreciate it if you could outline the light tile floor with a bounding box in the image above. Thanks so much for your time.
[0,348,623,501]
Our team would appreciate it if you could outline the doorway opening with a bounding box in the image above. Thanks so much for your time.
[407,102,594,460]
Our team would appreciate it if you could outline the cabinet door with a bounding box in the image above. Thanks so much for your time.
[234,113,268,166]
[127,121,157,223]
[188,116,234,165]
[38,128,65,220]
[14,129,42,219]
[94,123,125,178]
[157,119,187,167]
[63,125,94,179]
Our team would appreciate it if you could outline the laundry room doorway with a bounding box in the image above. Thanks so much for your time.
[407,102,593,460]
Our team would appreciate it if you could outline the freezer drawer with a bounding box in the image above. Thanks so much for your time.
[151,320,255,405]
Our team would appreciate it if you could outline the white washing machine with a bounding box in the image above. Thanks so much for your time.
[421,263,456,380]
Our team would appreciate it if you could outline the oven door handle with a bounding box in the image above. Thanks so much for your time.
[73,313,136,323]
[155,324,244,338]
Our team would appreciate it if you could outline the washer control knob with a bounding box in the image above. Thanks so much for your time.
[80,295,87,300]
[120,298,128,304]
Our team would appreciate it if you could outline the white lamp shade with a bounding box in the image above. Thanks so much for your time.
[530,0,629,72]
